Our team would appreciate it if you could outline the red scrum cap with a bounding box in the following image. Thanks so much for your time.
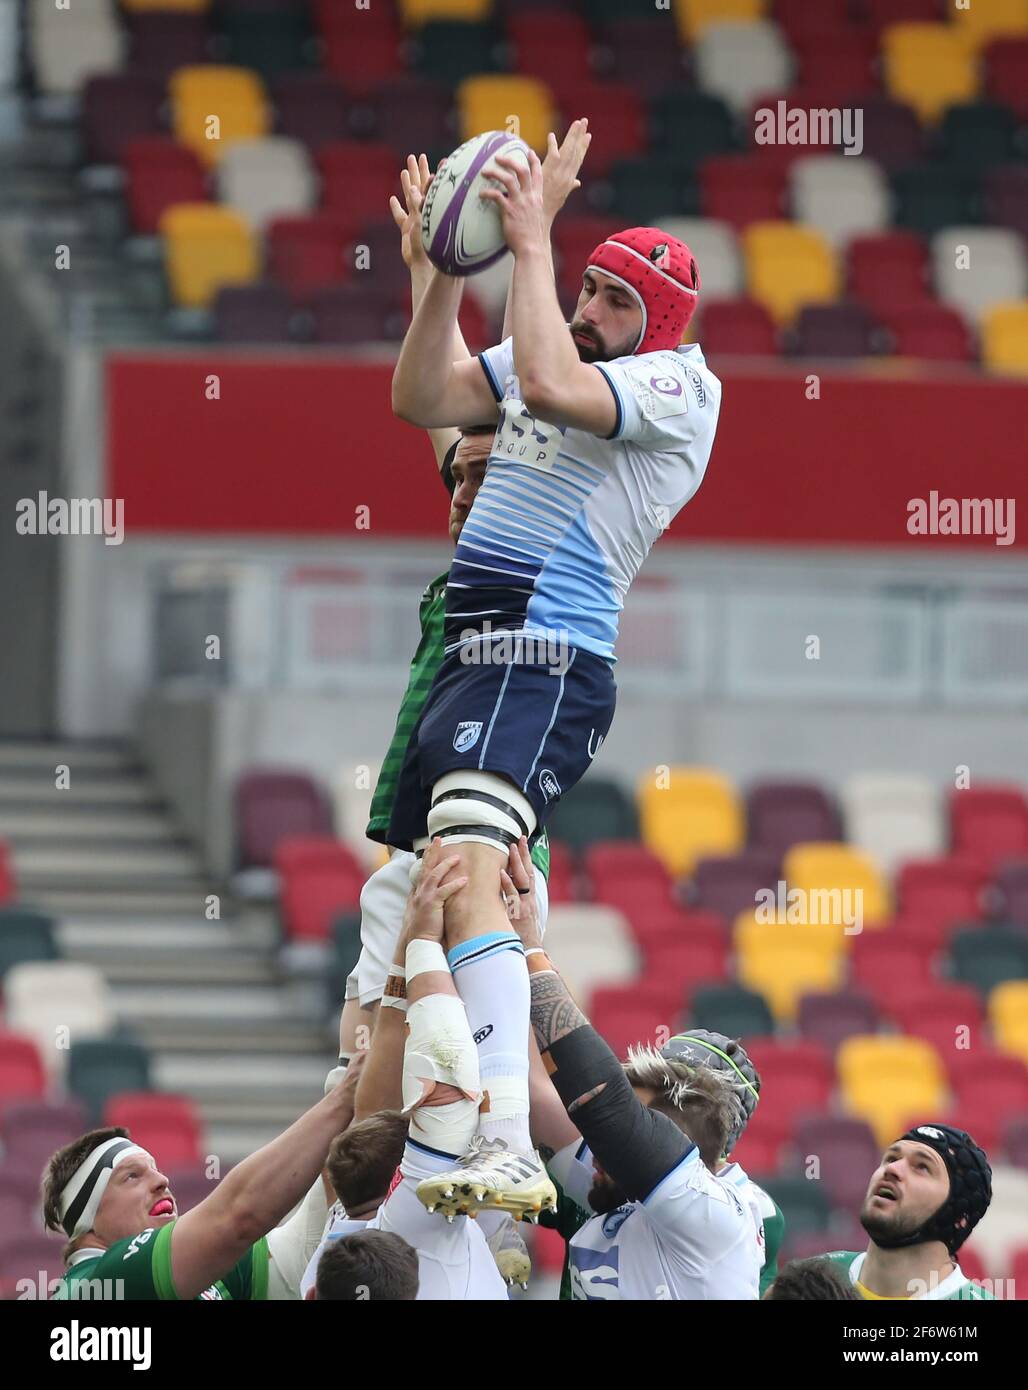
[585,227,700,355]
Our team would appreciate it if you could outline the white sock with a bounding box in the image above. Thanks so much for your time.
[447,931,531,1154]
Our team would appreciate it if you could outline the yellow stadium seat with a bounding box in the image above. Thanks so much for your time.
[952,0,1028,51]
[734,911,851,964]
[998,1021,1028,1069]
[981,301,1028,376]
[637,767,744,878]
[989,979,1028,1038]
[673,0,766,43]
[170,66,269,168]
[737,938,844,1023]
[881,23,979,124]
[742,221,840,326]
[456,75,556,156]
[121,0,209,10]
[782,842,890,928]
[837,1035,947,1148]
[160,204,259,310]
[399,0,493,24]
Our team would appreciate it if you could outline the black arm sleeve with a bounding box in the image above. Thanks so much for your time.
[440,439,458,496]
[547,1026,694,1203]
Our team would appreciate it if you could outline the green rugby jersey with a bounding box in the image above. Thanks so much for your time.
[51,1222,269,1301]
[821,1250,995,1300]
[366,569,550,879]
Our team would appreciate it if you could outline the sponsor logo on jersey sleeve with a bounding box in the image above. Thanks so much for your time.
[685,366,706,408]
[453,720,483,752]
[624,362,689,421]
[539,769,561,801]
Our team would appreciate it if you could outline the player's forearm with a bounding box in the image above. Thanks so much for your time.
[502,229,556,342]
[354,994,407,1120]
[411,261,471,363]
[510,245,579,417]
[393,269,464,424]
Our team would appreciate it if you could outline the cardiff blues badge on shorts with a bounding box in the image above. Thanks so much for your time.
[453,720,483,753]
[539,769,561,802]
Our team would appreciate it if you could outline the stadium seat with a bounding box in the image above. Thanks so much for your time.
[673,0,766,42]
[881,23,979,124]
[326,910,362,1008]
[0,1098,89,1171]
[730,1111,790,1174]
[547,776,638,854]
[694,21,794,117]
[0,1233,65,1300]
[170,66,270,168]
[4,963,116,1075]
[698,297,778,355]
[103,1093,203,1167]
[456,75,556,155]
[316,141,400,222]
[690,850,779,922]
[271,73,351,153]
[0,842,13,904]
[892,166,981,239]
[939,100,1020,170]
[837,1035,947,1147]
[160,204,259,310]
[68,1039,152,1123]
[742,221,840,326]
[938,1100,1005,1159]
[654,218,743,299]
[0,1170,40,1240]
[213,284,295,344]
[856,97,926,173]
[757,1175,832,1236]
[81,75,164,166]
[1006,1118,1028,1170]
[840,773,944,877]
[797,989,880,1054]
[274,837,365,942]
[305,285,405,345]
[361,77,455,164]
[552,83,647,178]
[949,1048,1028,1109]
[846,231,931,315]
[0,908,59,980]
[688,982,774,1040]
[543,841,575,904]
[123,138,209,237]
[981,301,1028,375]
[606,157,700,222]
[889,984,986,1058]
[163,1167,219,1215]
[594,18,689,90]
[897,857,986,926]
[849,933,937,1013]
[699,156,786,231]
[789,305,881,359]
[235,769,333,870]
[318,5,404,92]
[638,767,745,879]
[793,1115,880,1215]
[585,841,673,896]
[864,0,945,36]
[126,11,211,82]
[0,1032,46,1111]
[782,842,889,929]
[949,925,1028,999]
[28,0,125,96]
[121,0,210,10]
[221,4,312,81]
[789,156,890,249]
[214,138,318,234]
[790,31,877,96]
[932,228,1028,328]
[508,12,593,94]
[737,930,846,1023]
[952,0,1028,51]
[950,786,1028,870]
[546,909,641,1005]
[588,984,683,1062]
[410,21,506,85]
[880,302,976,362]
[993,860,1028,928]
[985,165,1028,239]
[399,0,492,23]
[985,37,1028,119]
[649,90,739,165]
[641,924,730,999]
[746,1038,833,1120]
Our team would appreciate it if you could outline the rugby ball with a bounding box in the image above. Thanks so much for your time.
[422,131,532,277]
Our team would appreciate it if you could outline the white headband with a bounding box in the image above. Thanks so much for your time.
[58,1138,154,1238]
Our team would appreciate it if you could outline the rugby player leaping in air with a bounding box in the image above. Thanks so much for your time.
[388,122,723,1216]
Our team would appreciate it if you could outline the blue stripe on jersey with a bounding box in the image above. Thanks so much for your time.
[524,509,620,656]
[479,352,503,402]
[641,1143,699,1206]
[594,365,625,440]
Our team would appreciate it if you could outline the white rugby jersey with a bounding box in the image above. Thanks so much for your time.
[448,339,721,663]
[718,1160,771,1273]
[551,1139,759,1301]
[301,1182,506,1301]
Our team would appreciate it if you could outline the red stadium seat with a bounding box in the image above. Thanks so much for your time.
[847,230,931,313]
[745,1039,833,1129]
[271,73,351,153]
[0,841,15,904]
[588,984,684,1061]
[0,1033,46,1112]
[0,1171,39,1241]
[543,840,576,904]
[863,0,946,36]
[849,933,937,1011]
[885,912,953,955]
[797,989,881,1054]
[1006,1116,1028,1170]
[949,786,1028,873]
[880,304,977,362]
[508,12,593,94]
[236,769,333,871]
[552,216,622,300]
[640,926,729,999]
[594,19,689,91]
[0,1233,65,1300]
[127,12,212,83]
[317,142,401,222]
[275,836,365,942]
[103,1093,203,1168]
[939,1102,1005,1159]
[949,1047,1028,1104]
[699,298,779,356]
[889,984,985,1057]
[317,6,403,93]
[792,33,878,96]
[585,841,674,900]
[984,37,1028,119]
[82,75,164,166]
[553,83,648,178]
[699,156,787,230]
[164,1166,220,1215]
[897,858,987,927]
[793,1115,880,1215]
[690,851,780,924]
[731,1112,791,1175]
[789,304,881,359]
[774,0,852,42]
[123,138,209,236]
[267,215,357,294]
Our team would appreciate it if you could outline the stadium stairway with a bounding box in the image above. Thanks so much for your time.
[0,741,335,1165]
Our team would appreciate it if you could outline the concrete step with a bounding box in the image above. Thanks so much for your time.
[0,777,160,809]
[11,843,205,885]
[56,914,279,953]
[26,886,222,916]
[0,742,135,772]
[155,1052,333,1099]
[0,808,184,844]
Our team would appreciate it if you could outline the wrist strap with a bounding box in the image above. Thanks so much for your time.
[406,938,449,982]
[526,951,556,975]
[380,994,409,1014]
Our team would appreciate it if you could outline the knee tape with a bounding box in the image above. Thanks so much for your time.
[426,770,538,853]
[402,994,482,1154]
